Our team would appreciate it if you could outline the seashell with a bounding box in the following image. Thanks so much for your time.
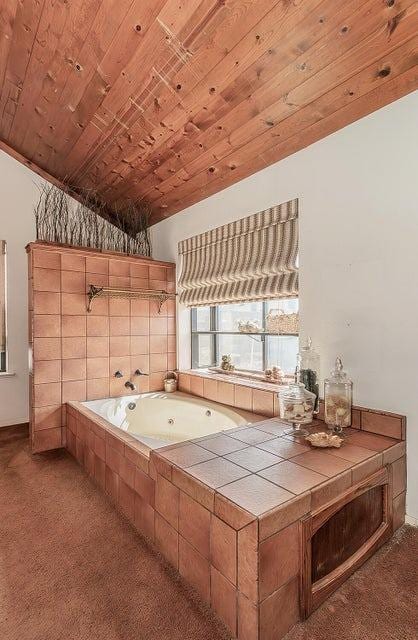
[305,432,344,448]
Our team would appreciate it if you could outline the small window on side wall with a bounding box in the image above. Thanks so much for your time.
[0,241,7,373]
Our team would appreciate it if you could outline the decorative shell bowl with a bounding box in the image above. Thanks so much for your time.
[305,432,343,448]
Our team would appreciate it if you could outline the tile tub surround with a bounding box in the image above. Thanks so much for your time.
[27,242,176,453]
[179,370,406,440]
[65,401,406,640]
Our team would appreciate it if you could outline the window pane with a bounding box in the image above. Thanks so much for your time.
[266,335,299,374]
[218,301,263,332]
[266,297,299,316]
[196,334,213,367]
[218,334,263,371]
[0,241,6,372]
[194,306,211,331]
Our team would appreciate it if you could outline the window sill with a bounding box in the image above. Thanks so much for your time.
[0,371,16,378]
[182,368,288,394]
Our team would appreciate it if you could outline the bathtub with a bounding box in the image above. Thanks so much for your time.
[82,391,261,449]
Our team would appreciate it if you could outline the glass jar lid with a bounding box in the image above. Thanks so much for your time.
[327,357,352,384]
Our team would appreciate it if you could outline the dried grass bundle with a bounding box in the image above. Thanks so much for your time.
[34,182,151,257]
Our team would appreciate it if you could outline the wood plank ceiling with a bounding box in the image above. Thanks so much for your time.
[0,0,417,226]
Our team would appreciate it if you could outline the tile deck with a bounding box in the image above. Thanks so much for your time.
[66,400,406,640]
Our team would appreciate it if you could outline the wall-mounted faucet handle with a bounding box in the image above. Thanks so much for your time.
[134,369,148,376]
[125,381,136,391]
[114,370,123,378]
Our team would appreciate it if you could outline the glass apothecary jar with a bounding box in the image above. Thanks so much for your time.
[298,337,320,414]
[324,357,353,432]
[278,381,316,436]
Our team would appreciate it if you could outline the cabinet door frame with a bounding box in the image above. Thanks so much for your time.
[300,465,393,618]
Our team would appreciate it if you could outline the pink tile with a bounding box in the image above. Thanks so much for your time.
[217,381,234,406]
[259,460,327,494]
[178,373,191,393]
[203,378,217,401]
[87,378,109,400]
[130,316,149,336]
[211,515,237,584]
[61,253,85,271]
[134,467,155,505]
[109,316,130,336]
[33,337,61,360]
[87,337,109,358]
[324,442,375,463]
[61,293,86,315]
[149,335,166,354]
[149,265,166,280]
[62,337,87,359]
[109,259,130,276]
[34,382,61,407]
[167,334,176,353]
[259,577,299,640]
[160,443,216,468]
[87,316,109,337]
[229,427,276,446]
[155,513,178,569]
[33,267,61,292]
[134,494,155,540]
[33,291,60,315]
[172,466,215,512]
[131,336,149,355]
[33,405,61,431]
[345,430,397,451]
[190,375,204,397]
[235,385,253,412]
[62,358,86,381]
[187,457,249,489]
[61,270,85,293]
[199,435,248,455]
[225,446,282,473]
[32,427,62,452]
[33,315,61,338]
[149,316,167,335]
[33,249,60,269]
[179,536,210,603]
[210,567,237,636]
[109,298,130,316]
[252,389,274,417]
[238,593,258,640]
[259,492,311,541]
[150,353,167,373]
[87,357,109,379]
[130,262,149,279]
[62,315,86,337]
[33,360,61,385]
[291,450,353,477]
[110,336,130,357]
[155,474,179,529]
[85,256,108,274]
[238,520,258,602]
[119,479,135,521]
[130,298,149,316]
[259,521,299,600]
[218,475,295,516]
[62,380,86,402]
[105,466,119,503]
[86,272,108,289]
[257,438,310,458]
[178,492,211,558]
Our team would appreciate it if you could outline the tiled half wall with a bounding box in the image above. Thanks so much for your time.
[27,242,176,453]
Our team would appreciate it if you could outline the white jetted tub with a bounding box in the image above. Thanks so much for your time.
[83,391,261,449]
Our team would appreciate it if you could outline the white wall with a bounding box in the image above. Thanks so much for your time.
[150,90,418,521]
[0,151,39,426]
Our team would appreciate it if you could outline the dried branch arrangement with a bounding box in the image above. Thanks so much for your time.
[34,182,151,257]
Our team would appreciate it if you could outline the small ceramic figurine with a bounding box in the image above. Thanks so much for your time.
[220,354,235,371]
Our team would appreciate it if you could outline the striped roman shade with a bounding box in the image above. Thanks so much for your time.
[0,241,6,353]
[178,199,298,307]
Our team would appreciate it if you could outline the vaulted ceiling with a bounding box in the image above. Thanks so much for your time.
[0,0,417,225]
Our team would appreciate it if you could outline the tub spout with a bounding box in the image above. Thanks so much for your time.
[125,381,136,391]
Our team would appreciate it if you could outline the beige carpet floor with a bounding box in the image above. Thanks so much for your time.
[0,425,417,640]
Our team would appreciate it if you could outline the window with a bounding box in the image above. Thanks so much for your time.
[191,298,299,374]
[0,241,7,372]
